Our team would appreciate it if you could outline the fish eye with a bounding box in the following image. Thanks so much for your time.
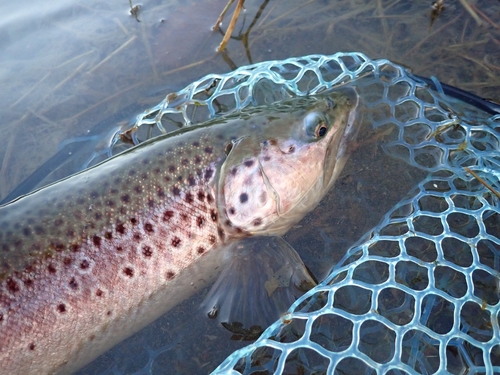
[304,112,329,139]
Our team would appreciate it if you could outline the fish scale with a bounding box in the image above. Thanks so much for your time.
[0,91,357,374]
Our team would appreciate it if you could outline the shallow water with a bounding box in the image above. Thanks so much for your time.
[0,0,499,374]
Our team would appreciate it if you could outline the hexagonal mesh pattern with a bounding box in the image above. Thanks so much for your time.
[124,53,499,374]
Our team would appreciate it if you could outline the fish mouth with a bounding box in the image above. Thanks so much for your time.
[322,87,360,190]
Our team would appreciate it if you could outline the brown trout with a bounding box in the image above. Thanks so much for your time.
[0,90,358,374]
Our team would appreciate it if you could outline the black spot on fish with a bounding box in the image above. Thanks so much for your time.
[22,227,32,237]
[165,271,175,280]
[121,194,130,203]
[110,188,118,195]
[228,207,236,215]
[144,223,154,233]
[29,343,35,351]
[172,187,181,196]
[6,278,19,293]
[116,222,126,235]
[142,245,153,257]
[204,168,214,181]
[80,260,90,269]
[288,145,295,153]
[34,226,45,235]
[208,235,216,244]
[76,197,85,205]
[177,175,183,182]
[244,159,254,167]
[104,231,113,240]
[168,165,176,173]
[130,218,138,226]
[53,242,64,252]
[210,210,217,221]
[197,191,205,201]
[207,194,214,203]
[193,141,200,147]
[217,227,225,239]
[128,169,136,176]
[230,167,238,176]
[239,193,248,203]
[95,212,102,220]
[148,199,155,208]
[163,210,174,222]
[133,233,142,241]
[194,156,202,164]
[142,158,150,165]
[197,216,205,227]
[69,278,78,289]
[123,267,134,277]
[171,237,181,247]
[93,235,101,248]
[263,155,271,161]
[153,167,161,174]
[182,159,189,166]
[134,185,142,194]
[205,146,213,154]
[114,177,122,184]
[96,289,104,297]
[116,246,124,252]
[27,218,35,225]
[157,187,165,198]
[164,176,171,182]
[224,143,233,155]
[106,311,112,316]
[70,243,80,252]
[90,191,99,199]
[185,193,194,204]
[57,304,66,313]
[188,175,196,186]
[1,244,9,252]
[106,200,115,207]
[253,218,263,226]
[63,258,72,267]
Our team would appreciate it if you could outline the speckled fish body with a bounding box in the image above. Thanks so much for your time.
[0,91,358,374]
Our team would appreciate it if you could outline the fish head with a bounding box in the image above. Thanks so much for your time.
[219,89,359,236]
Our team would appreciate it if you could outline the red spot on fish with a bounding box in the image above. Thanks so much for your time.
[197,246,205,254]
[57,304,66,313]
[197,191,205,201]
[253,218,263,226]
[29,343,35,351]
[165,271,175,280]
[121,194,130,203]
[144,223,154,233]
[171,237,181,247]
[63,258,72,266]
[48,264,57,274]
[80,260,90,269]
[105,231,113,240]
[168,165,176,173]
[194,156,202,164]
[207,194,214,204]
[130,218,138,225]
[23,278,34,287]
[116,246,124,252]
[208,235,216,244]
[134,185,142,194]
[96,289,104,297]
[133,232,142,241]
[123,267,134,277]
[69,278,78,289]
[180,213,188,222]
[185,193,194,204]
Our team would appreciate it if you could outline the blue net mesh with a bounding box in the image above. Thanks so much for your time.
[111,52,500,374]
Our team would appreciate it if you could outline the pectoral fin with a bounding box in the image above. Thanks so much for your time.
[201,236,316,340]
